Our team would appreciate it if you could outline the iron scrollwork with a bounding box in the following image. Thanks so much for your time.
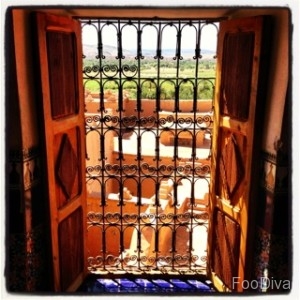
[82,18,217,274]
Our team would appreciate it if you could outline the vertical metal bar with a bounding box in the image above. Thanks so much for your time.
[116,22,124,59]
[100,134,105,161]
[120,227,124,253]
[194,20,202,60]
[155,228,159,253]
[189,227,193,269]
[137,20,142,268]
[173,180,178,207]
[98,21,105,112]
[175,25,182,60]
[174,20,181,270]
[154,22,162,271]
[190,20,201,270]
[155,22,162,113]
[155,135,160,162]
[117,21,124,266]
[97,19,107,268]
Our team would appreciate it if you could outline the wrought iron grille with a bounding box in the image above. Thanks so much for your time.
[81,18,218,275]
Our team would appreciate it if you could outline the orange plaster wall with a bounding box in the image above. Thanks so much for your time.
[12,10,40,148]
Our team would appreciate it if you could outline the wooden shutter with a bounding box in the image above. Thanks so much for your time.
[35,12,87,292]
[207,16,271,292]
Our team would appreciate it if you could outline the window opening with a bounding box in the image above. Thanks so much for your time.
[81,18,218,275]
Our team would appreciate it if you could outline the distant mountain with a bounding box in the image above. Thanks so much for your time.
[83,44,133,58]
[83,44,215,59]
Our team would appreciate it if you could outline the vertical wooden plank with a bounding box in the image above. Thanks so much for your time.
[220,32,255,120]
[58,208,83,291]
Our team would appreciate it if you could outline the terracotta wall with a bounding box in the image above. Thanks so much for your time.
[85,97,212,116]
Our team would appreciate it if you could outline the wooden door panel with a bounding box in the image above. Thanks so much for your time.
[54,127,82,208]
[220,31,255,120]
[211,208,240,291]
[216,128,246,205]
[59,207,83,291]
[208,16,271,292]
[35,12,87,292]
[46,31,79,119]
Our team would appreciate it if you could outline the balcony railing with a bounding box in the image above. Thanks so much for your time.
[81,18,218,274]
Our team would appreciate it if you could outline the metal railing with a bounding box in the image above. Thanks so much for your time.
[81,18,218,274]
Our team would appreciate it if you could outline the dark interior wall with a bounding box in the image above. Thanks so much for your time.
[5,7,23,233]
[5,9,27,291]
[6,8,53,292]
